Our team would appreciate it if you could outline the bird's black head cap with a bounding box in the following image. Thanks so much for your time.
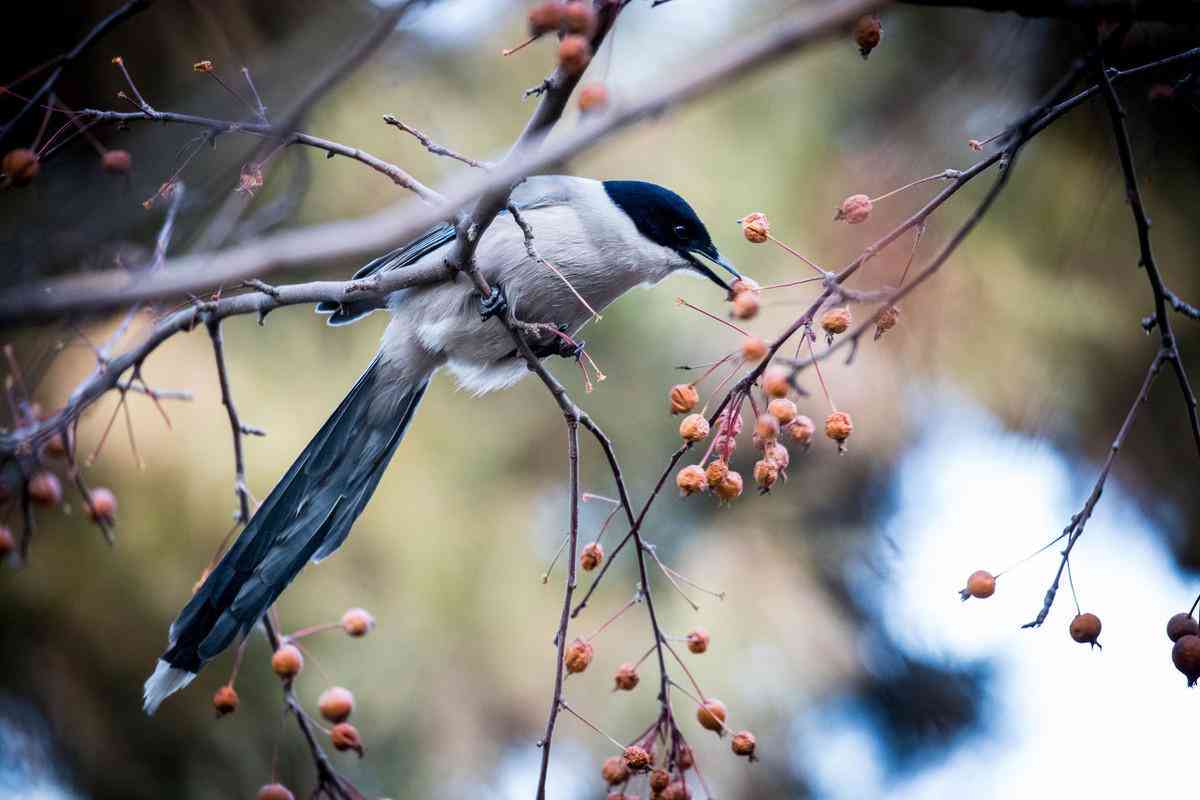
[603,180,741,292]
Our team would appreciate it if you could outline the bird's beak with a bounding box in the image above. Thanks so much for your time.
[687,246,743,294]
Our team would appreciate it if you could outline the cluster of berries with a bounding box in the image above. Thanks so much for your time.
[230,608,375,799]
[962,571,1104,646]
[2,146,131,189]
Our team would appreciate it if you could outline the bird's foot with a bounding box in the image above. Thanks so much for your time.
[478,284,509,321]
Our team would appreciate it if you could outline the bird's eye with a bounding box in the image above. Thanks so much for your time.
[673,225,689,240]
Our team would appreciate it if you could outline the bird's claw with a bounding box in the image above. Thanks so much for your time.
[479,284,509,321]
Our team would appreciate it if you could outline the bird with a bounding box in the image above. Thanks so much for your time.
[143,175,742,714]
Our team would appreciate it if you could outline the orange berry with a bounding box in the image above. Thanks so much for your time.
[768,398,797,425]
[754,413,779,443]
[730,277,760,296]
[318,686,354,723]
[601,754,631,785]
[753,458,779,491]
[741,336,767,363]
[696,697,727,733]
[670,383,700,415]
[1069,613,1102,647]
[705,459,729,489]
[853,14,882,58]
[686,627,710,654]
[763,366,791,399]
[564,637,593,673]
[28,471,62,507]
[731,729,757,759]
[87,487,117,523]
[101,149,132,174]
[650,768,670,793]
[836,193,872,224]
[527,1,564,34]
[786,415,815,446]
[212,684,239,716]
[676,465,707,496]
[731,291,760,320]
[271,644,303,679]
[824,411,853,446]
[256,784,295,800]
[579,82,608,113]
[713,471,743,502]
[613,662,639,691]
[580,541,603,571]
[821,307,851,336]
[1167,613,1200,642]
[679,413,710,443]
[562,1,596,34]
[330,722,364,757]
[663,782,692,800]
[676,744,695,769]
[964,570,996,600]
[766,441,790,472]
[558,35,591,76]
[623,744,651,771]
[874,304,900,339]
[341,607,375,637]
[3,148,40,187]
[740,212,770,244]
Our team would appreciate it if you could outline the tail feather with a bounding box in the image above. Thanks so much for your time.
[145,357,427,714]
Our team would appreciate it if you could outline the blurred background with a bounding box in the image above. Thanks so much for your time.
[2,1,1199,798]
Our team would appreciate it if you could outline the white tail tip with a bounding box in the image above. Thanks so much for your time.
[143,659,196,715]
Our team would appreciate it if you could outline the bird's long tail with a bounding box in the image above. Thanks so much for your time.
[144,355,426,714]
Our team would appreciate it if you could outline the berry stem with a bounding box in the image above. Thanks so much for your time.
[868,170,958,204]
[806,330,836,411]
[583,594,639,642]
[767,235,827,276]
[558,701,626,752]
[502,34,539,57]
[675,298,750,337]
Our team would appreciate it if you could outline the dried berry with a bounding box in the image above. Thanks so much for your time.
[1167,613,1200,642]
[192,60,214,72]
[528,1,564,34]
[786,415,815,446]
[650,768,670,793]
[624,745,651,771]
[676,744,695,770]
[696,698,727,733]
[768,398,797,425]
[670,383,700,415]
[87,487,117,523]
[766,441,790,472]
[713,471,743,503]
[613,662,639,691]
[28,471,62,507]
[1069,613,1102,647]
[602,754,631,785]
[257,784,295,800]
[853,14,882,59]
[963,570,996,600]
[874,304,899,339]
[558,35,592,76]
[212,684,239,716]
[676,465,707,496]
[836,193,872,224]
[0,526,14,559]
[686,627,710,654]
[824,411,853,447]
[679,413,710,443]
[3,148,40,187]
[740,212,770,244]
[564,637,593,673]
[705,459,729,489]
[578,83,608,113]
[763,366,791,399]
[581,541,604,571]
[731,729,757,759]
[755,413,780,443]
[271,644,303,679]
[101,149,132,174]
[753,458,779,491]
[562,1,596,34]
[731,290,760,320]
[662,782,692,800]
[341,607,375,637]
[730,277,760,296]
[820,307,851,337]
[318,686,354,723]
[330,722,364,757]
[1173,634,1200,686]
[43,431,67,458]
[741,336,767,363]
